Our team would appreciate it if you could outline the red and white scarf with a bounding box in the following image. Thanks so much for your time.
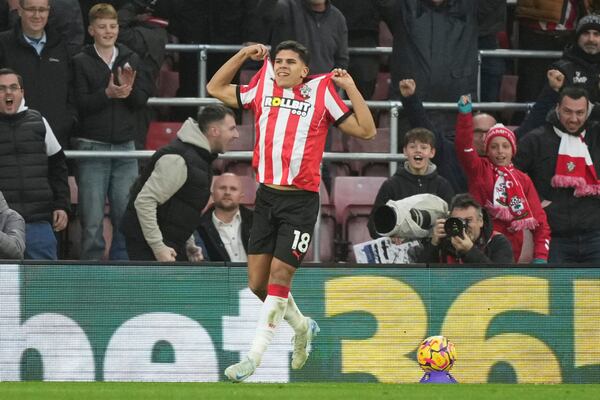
[551,127,600,196]
[486,165,539,232]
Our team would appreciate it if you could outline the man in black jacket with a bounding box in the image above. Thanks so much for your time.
[72,3,153,260]
[0,68,69,260]
[417,193,514,264]
[515,86,600,263]
[249,0,348,75]
[517,14,600,137]
[0,0,77,149]
[122,105,239,262]
[197,173,253,262]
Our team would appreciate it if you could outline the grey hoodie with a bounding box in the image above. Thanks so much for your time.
[134,118,211,256]
[0,191,25,259]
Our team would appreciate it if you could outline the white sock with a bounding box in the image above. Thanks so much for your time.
[248,293,288,366]
[284,293,308,333]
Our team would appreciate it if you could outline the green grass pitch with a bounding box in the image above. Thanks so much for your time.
[1,382,599,400]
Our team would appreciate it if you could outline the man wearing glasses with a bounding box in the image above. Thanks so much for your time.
[0,68,70,259]
[0,0,77,150]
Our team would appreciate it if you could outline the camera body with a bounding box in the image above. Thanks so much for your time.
[443,217,467,238]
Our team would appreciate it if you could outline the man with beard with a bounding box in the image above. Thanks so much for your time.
[515,86,600,263]
[197,173,253,262]
[518,14,600,137]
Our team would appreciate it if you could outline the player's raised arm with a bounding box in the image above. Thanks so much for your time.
[206,44,269,108]
[332,68,377,140]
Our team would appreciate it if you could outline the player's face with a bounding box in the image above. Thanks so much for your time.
[273,49,309,88]
[486,136,513,167]
[0,73,24,115]
[450,206,483,243]
[18,0,49,37]
[88,17,119,49]
[210,114,239,153]
[578,29,600,55]
[403,140,435,175]
[212,174,243,212]
[557,95,588,134]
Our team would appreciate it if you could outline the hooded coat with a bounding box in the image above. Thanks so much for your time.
[122,118,217,260]
[387,0,478,101]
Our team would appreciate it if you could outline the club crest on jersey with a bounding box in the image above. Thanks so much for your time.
[300,84,311,98]
[264,96,311,116]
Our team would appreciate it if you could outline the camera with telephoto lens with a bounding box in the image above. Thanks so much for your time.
[444,217,466,238]
[372,194,449,239]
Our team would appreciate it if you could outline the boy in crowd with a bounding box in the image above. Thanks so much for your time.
[72,3,153,260]
[368,127,454,239]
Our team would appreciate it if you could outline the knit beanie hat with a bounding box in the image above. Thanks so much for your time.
[484,124,517,155]
[577,14,600,38]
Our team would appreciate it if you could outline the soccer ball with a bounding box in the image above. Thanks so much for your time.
[417,335,456,372]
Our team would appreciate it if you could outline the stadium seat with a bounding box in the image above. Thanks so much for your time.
[378,21,393,47]
[372,72,390,101]
[328,126,352,177]
[377,110,391,128]
[157,62,179,98]
[332,176,386,261]
[234,124,255,151]
[305,184,335,262]
[155,61,180,119]
[239,68,258,85]
[215,125,254,174]
[145,121,182,150]
[347,128,391,176]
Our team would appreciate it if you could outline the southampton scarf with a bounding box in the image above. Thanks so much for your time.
[485,165,539,232]
[551,127,600,196]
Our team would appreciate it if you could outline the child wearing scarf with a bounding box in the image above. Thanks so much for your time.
[455,95,550,263]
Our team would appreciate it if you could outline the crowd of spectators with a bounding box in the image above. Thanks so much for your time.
[0,0,600,264]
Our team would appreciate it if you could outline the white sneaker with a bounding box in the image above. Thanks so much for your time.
[291,318,320,370]
[224,356,257,382]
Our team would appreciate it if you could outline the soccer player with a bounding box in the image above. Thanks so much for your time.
[207,40,376,381]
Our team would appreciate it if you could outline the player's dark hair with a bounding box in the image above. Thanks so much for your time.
[0,68,23,88]
[197,104,235,133]
[403,127,436,149]
[449,193,483,219]
[274,40,311,66]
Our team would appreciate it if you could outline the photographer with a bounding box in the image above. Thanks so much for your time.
[416,193,514,264]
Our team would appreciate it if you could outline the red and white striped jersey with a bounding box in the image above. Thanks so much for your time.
[237,58,351,192]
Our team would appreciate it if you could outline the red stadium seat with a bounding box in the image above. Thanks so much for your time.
[145,121,182,150]
[332,176,386,261]
[372,72,390,101]
[239,68,258,85]
[306,184,335,262]
[379,21,393,47]
[328,126,352,177]
[347,128,391,176]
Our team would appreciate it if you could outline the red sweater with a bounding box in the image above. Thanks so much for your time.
[455,112,550,261]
